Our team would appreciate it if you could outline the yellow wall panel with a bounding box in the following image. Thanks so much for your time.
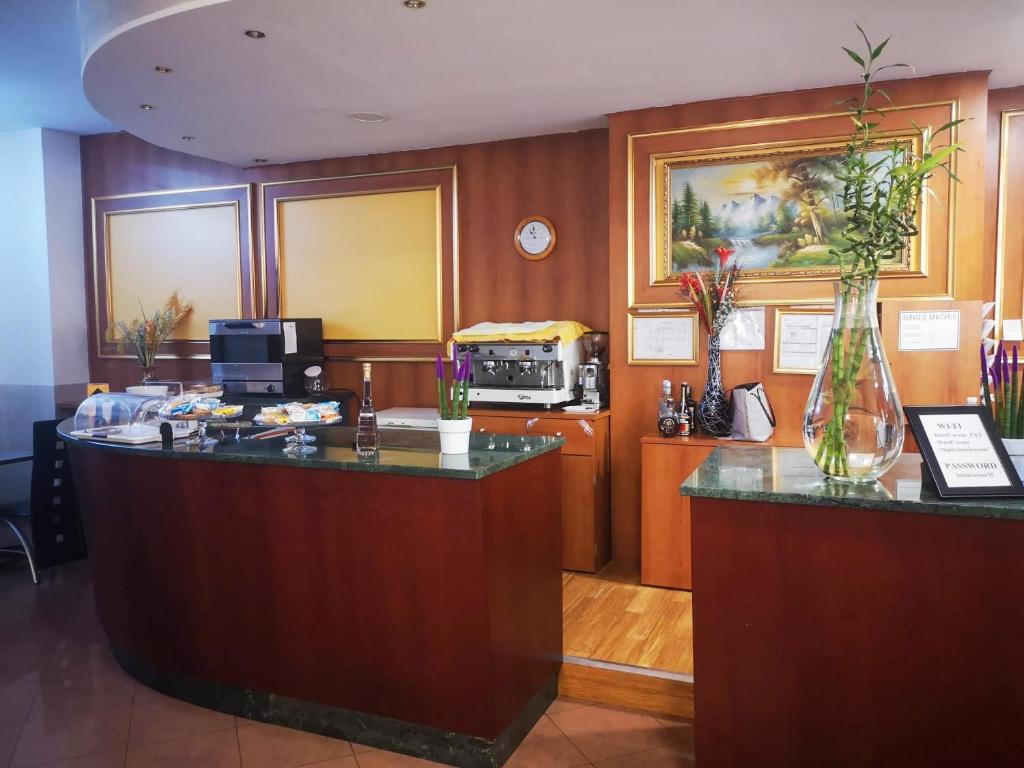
[106,204,240,340]
[277,188,441,341]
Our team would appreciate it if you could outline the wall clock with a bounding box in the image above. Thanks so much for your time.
[514,215,556,261]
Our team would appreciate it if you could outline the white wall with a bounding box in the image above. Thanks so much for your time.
[41,128,88,387]
[0,127,88,504]
[0,128,53,390]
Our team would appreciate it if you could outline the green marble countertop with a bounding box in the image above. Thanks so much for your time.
[680,445,1024,521]
[57,420,564,480]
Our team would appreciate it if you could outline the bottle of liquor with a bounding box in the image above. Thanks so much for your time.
[356,362,379,455]
[657,380,680,437]
[677,383,691,436]
[682,382,697,432]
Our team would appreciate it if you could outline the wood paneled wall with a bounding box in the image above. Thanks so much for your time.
[608,73,990,564]
[987,87,1024,331]
[81,129,609,406]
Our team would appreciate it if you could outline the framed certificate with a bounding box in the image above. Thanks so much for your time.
[904,405,1024,497]
[773,309,834,374]
[627,312,698,365]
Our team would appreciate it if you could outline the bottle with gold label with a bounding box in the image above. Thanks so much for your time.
[356,363,379,455]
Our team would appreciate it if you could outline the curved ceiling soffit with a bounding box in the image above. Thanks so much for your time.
[79,0,229,72]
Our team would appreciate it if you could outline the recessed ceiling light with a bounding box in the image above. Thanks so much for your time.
[154,65,173,74]
[244,29,266,39]
[404,0,426,8]
[182,136,195,141]
[253,158,268,163]
[348,112,389,123]
[139,104,156,110]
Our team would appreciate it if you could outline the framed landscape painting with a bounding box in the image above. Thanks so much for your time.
[651,134,924,284]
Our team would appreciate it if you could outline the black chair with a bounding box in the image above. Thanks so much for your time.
[0,420,88,584]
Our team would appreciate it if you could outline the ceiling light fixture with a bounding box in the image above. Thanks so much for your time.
[244,29,266,39]
[139,104,156,110]
[182,136,195,141]
[154,65,173,74]
[404,0,426,7]
[348,111,389,123]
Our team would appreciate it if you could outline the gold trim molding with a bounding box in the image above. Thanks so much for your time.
[91,184,254,360]
[994,109,1024,337]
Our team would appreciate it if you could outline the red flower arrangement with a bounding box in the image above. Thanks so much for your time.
[680,246,741,336]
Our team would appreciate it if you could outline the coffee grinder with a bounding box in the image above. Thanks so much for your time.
[576,331,609,408]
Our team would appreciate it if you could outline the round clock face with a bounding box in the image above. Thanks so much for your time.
[515,216,556,260]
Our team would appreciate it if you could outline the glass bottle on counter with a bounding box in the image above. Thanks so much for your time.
[682,382,697,433]
[676,382,691,436]
[657,379,680,437]
[356,363,379,455]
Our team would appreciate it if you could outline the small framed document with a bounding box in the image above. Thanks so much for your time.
[628,312,698,365]
[904,405,1024,498]
[720,306,766,351]
[898,310,960,351]
[774,309,834,374]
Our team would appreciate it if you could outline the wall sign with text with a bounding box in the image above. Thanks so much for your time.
[904,405,1024,497]
[898,310,960,351]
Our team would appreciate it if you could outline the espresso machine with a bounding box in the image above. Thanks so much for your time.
[457,337,583,408]
[576,331,609,408]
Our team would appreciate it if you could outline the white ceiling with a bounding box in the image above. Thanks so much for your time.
[79,0,1024,166]
[0,0,117,135]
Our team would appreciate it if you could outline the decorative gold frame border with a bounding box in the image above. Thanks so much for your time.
[271,185,445,343]
[772,307,834,374]
[650,132,924,285]
[994,109,1024,338]
[626,99,962,310]
[259,166,459,361]
[627,310,699,365]
[91,184,254,360]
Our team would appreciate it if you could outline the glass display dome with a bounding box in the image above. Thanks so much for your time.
[73,393,168,431]
[70,392,194,444]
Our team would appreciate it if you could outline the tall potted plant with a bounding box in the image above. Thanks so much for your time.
[803,27,961,481]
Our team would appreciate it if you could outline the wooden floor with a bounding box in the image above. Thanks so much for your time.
[562,561,694,676]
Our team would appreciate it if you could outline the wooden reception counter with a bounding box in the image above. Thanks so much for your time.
[60,422,565,768]
[682,446,1024,768]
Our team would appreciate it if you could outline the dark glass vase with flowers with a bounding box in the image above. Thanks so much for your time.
[680,247,740,437]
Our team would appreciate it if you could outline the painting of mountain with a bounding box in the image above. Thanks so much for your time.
[663,146,909,277]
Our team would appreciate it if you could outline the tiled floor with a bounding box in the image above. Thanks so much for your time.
[0,560,695,768]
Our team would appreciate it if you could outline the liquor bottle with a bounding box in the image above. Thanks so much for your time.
[657,380,680,437]
[677,383,691,436]
[682,382,697,432]
[356,362,379,455]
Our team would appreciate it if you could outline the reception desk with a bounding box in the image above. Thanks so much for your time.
[682,446,1024,768]
[61,423,565,768]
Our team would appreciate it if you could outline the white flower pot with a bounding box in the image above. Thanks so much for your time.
[438,417,473,455]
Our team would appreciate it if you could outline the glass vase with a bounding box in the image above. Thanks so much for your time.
[697,334,731,437]
[803,278,904,482]
[141,365,157,384]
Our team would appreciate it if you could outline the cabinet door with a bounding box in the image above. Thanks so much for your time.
[562,454,596,572]
[526,417,595,456]
[641,443,712,589]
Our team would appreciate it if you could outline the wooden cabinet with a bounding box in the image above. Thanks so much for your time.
[472,408,611,572]
[640,433,800,590]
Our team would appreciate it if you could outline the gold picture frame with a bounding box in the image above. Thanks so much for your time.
[651,132,925,287]
[628,311,699,365]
